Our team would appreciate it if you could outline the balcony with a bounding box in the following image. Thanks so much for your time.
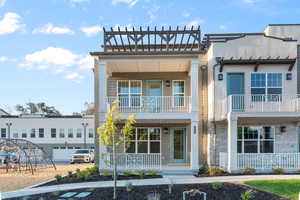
[217,95,300,119]
[106,96,191,113]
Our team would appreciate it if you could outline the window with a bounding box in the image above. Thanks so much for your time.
[51,128,56,138]
[76,128,82,138]
[38,128,44,138]
[1,128,6,138]
[59,128,65,138]
[68,128,73,138]
[21,129,27,138]
[13,129,18,138]
[237,126,275,153]
[173,80,185,106]
[126,128,161,154]
[30,128,36,138]
[53,147,59,149]
[88,128,94,138]
[118,80,142,107]
[251,73,282,101]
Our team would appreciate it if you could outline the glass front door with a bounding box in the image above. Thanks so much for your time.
[147,80,162,112]
[170,128,186,163]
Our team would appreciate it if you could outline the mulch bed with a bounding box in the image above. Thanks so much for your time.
[195,172,300,177]
[38,174,162,187]
[8,183,290,200]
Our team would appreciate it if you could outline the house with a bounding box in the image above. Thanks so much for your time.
[91,24,300,173]
[0,114,95,161]
[0,108,9,116]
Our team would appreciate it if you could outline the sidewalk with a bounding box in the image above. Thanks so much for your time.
[3,174,300,199]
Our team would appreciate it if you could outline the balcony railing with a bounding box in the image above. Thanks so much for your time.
[221,95,300,114]
[100,153,162,170]
[106,96,191,113]
[219,152,300,170]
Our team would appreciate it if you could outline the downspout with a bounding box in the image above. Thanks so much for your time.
[212,57,222,165]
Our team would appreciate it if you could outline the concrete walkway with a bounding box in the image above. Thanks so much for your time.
[3,174,300,199]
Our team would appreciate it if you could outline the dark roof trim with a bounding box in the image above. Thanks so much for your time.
[219,57,297,72]
[0,115,93,119]
[90,50,205,57]
[0,108,9,115]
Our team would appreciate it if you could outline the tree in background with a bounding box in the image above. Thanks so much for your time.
[97,100,135,200]
[15,102,61,116]
[81,102,95,115]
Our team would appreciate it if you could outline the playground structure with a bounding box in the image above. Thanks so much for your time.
[0,138,56,175]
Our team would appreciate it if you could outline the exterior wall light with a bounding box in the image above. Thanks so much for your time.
[286,73,292,80]
[218,73,223,81]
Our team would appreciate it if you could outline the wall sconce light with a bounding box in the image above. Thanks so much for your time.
[163,128,169,134]
[165,80,171,87]
[286,73,292,80]
[280,126,287,133]
[218,73,223,81]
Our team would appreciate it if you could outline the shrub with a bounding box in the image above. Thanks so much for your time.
[83,172,92,181]
[125,182,133,192]
[122,171,131,176]
[75,168,81,174]
[243,167,256,175]
[86,166,99,174]
[272,168,284,174]
[101,169,112,177]
[208,166,223,176]
[54,174,62,183]
[147,169,159,176]
[67,171,73,178]
[139,170,146,179]
[240,189,255,200]
[211,182,222,190]
[198,165,209,175]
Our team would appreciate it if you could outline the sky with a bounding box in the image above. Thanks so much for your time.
[1,0,300,114]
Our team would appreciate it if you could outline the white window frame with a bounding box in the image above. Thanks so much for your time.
[172,80,185,107]
[125,127,161,154]
[76,128,82,138]
[251,72,283,101]
[59,128,65,138]
[117,80,142,108]
[238,126,275,153]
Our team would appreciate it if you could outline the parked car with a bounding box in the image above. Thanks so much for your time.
[70,149,94,164]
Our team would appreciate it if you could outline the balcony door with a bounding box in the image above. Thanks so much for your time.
[147,80,162,112]
[227,73,245,111]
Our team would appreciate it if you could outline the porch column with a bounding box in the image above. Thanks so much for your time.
[190,59,199,170]
[98,60,108,168]
[190,59,199,113]
[227,113,238,173]
[191,121,199,170]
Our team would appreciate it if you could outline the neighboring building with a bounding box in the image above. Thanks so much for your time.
[0,114,95,159]
[92,24,300,173]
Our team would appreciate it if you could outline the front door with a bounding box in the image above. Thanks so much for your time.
[227,73,245,111]
[170,128,186,163]
[147,80,162,112]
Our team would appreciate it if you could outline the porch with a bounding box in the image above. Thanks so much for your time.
[99,125,198,171]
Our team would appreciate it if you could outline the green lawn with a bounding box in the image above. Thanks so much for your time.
[245,179,300,200]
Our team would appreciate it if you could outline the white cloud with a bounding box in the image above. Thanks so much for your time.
[0,12,24,35]
[65,72,83,80]
[147,4,160,24]
[70,0,89,3]
[219,25,226,30]
[19,47,93,81]
[80,25,102,37]
[182,10,191,18]
[0,56,8,62]
[33,23,74,35]
[112,0,138,7]
[243,0,255,3]
[186,19,204,28]
[0,0,6,8]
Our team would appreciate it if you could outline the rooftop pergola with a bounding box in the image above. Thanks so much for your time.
[95,26,205,55]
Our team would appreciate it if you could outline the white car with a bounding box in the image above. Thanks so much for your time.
[71,149,94,164]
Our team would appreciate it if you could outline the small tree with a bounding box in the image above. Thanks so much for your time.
[97,100,135,200]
